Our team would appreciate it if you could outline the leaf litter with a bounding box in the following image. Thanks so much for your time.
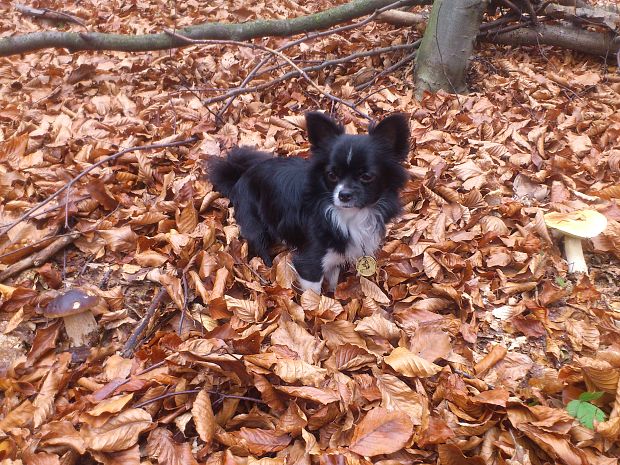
[1,0,620,464]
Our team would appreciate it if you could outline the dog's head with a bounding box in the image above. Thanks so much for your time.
[306,112,410,209]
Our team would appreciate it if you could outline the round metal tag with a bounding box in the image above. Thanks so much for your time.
[356,256,377,277]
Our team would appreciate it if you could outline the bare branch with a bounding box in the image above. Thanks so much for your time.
[0,232,80,283]
[166,31,373,120]
[14,3,86,27]
[0,136,198,237]
[1,0,428,57]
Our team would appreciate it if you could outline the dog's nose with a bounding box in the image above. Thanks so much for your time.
[338,190,353,202]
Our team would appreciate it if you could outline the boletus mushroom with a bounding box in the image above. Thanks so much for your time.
[43,289,99,346]
[544,210,608,274]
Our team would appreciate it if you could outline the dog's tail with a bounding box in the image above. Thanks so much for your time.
[207,147,271,198]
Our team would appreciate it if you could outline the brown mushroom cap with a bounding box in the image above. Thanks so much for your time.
[543,210,608,239]
[43,289,98,318]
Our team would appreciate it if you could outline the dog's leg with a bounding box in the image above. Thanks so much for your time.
[235,205,274,266]
[297,276,323,294]
[324,266,340,292]
[322,248,343,292]
[293,248,324,295]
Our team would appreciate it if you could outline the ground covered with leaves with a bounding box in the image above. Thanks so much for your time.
[1,0,620,464]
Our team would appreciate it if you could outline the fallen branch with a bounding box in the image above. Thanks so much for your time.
[134,388,266,409]
[355,42,421,90]
[376,9,427,26]
[543,2,620,30]
[0,136,198,237]
[0,232,79,282]
[201,43,420,106]
[482,22,619,57]
[167,31,372,120]
[217,0,416,118]
[0,0,427,57]
[121,288,167,358]
[14,3,86,27]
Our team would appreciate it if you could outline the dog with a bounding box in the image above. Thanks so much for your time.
[208,112,410,294]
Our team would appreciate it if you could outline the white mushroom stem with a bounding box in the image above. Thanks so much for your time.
[563,235,588,274]
[63,311,97,346]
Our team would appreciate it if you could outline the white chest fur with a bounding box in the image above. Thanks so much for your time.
[324,206,383,270]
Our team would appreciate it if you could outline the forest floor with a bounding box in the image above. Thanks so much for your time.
[1,1,620,464]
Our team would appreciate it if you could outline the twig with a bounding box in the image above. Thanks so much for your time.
[133,388,265,409]
[0,232,79,282]
[178,254,199,334]
[496,0,523,17]
[1,0,430,57]
[120,288,168,358]
[199,43,419,107]
[0,136,198,237]
[522,0,538,24]
[355,44,420,91]
[165,31,372,121]
[14,3,87,27]
[216,0,413,117]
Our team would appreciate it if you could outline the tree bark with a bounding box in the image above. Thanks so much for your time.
[414,0,488,99]
[0,0,428,57]
[482,22,619,57]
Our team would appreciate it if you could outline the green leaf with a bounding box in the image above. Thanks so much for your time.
[567,400,581,417]
[578,391,604,402]
[567,399,606,429]
[555,276,567,288]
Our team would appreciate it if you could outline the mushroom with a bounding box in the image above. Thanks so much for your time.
[43,289,99,346]
[544,210,608,274]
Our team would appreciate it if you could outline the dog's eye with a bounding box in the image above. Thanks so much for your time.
[327,171,339,182]
[360,173,375,183]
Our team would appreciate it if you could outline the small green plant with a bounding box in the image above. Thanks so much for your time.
[555,276,567,288]
[567,392,606,429]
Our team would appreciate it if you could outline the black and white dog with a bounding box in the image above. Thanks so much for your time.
[208,112,410,293]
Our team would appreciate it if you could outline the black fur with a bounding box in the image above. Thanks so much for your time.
[208,112,410,290]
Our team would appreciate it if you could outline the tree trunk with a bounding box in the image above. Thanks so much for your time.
[414,0,487,99]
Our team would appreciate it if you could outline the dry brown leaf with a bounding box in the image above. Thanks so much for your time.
[349,407,413,456]
[273,359,327,386]
[474,345,508,376]
[90,445,141,465]
[98,227,138,253]
[33,352,71,428]
[146,428,199,465]
[300,290,344,318]
[384,346,442,378]
[271,319,323,364]
[191,389,215,445]
[276,386,339,405]
[375,371,424,425]
[39,420,86,454]
[82,408,152,452]
[235,428,291,455]
[359,277,390,304]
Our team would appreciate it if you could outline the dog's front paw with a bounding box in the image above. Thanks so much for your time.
[297,277,322,295]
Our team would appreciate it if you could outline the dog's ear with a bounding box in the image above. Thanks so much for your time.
[370,113,410,161]
[305,112,344,150]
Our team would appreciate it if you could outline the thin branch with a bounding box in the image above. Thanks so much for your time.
[355,41,421,90]
[0,232,79,282]
[481,22,619,56]
[121,288,168,358]
[0,136,198,237]
[217,0,414,117]
[166,31,372,121]
[0,0,428,57]
[14,3,87,28]
[197,43,419,107]
[178,254,199,335]
[133,388,265,409]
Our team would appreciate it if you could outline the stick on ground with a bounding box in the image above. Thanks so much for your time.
[0,232,80,282]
